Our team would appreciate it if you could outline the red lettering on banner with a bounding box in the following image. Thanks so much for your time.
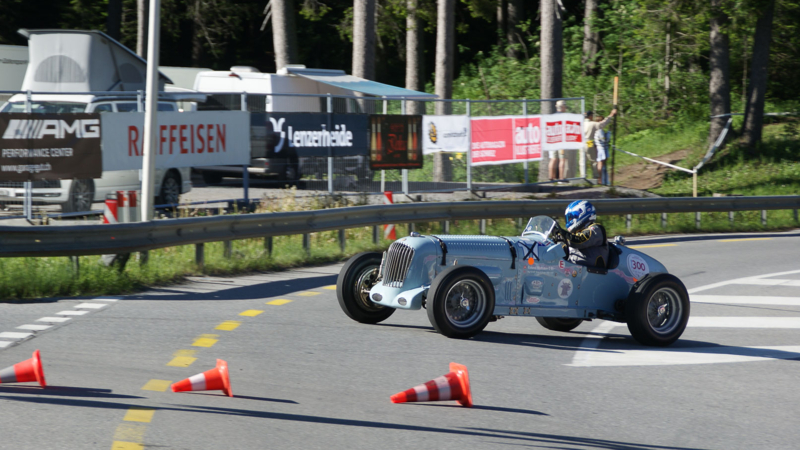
[565,121,581,143]
[545,121,563,144]
[196,124,205,153]
[128,126,140,156]
[512,117,542,161]
[216,124,226,152]
[159,125,167,155]
[190,125,195,153]
[179,124,188,154]
[207,124,215,153]
[169,125,177,155]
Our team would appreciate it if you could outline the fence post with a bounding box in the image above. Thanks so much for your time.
[466,99,472,191]
[303,233,310,256]
[761,210,767,227]
[265,236,273,257]
[522,99,529,184]
[372,225,379,245]
[661,213,667,229]
[195,243,204,271]
[327,94,334,194]
[626,214,632,232]
[696,212,701,230]
[480,219,486,235]
[338,229,346,253]
[223,241,232,259]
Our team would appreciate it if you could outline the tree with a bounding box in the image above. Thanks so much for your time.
[352,0,377,80]
[582,0,600,76]
[708,0,731,144]
[506,0,523,58]
[107,0,122,40]
[405,0,424,115]
[271,0,299,71]
[742,0,776,150]
[538,0,563,182]
[137,0,148,57]
[434,0,455,181]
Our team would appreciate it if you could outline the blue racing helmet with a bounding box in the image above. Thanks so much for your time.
[565,200,597,232]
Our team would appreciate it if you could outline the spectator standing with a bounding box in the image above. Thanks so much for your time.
[548,100,569,182]
[594,109,617,185]
[582,111,600,180]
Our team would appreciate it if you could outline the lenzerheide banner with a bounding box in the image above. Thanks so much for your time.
[0,113,103,181]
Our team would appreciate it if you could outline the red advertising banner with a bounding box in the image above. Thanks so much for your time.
[512,116,542,161]
[470,117,513,166]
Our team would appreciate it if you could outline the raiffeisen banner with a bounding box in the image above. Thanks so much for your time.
[101,111,250,171]
[470,114,583,166]
[257,112,369,158]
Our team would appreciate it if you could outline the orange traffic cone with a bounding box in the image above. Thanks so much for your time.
[391,362,472,407]
[0,349,46,387]
[171,359,232,397]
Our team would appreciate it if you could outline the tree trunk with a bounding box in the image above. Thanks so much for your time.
[497,0,507,48]
[538,0,563,182]
[434,0,455,182]
[506,0,523,59]
[581,0,599,76]
[405,0,424,115]
[708,0,731,145]
[742,0,776,150]
[352,0,377,80]
[106,0,122,41]
[272,0,298,72]
[191,0,203,66]
[663,21,671,112]
[136,0,148,57]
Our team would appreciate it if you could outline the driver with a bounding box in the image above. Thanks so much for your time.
[554,200,609,268]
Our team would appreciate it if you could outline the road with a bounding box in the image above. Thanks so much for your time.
[1,231,800,449]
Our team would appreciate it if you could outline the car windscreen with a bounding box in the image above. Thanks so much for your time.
[0,102,87,113]
[522,216,556,240]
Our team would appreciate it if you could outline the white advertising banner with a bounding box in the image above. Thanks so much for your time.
[421,115,470,154]
[100,111,251,171]
[541,113,584,151]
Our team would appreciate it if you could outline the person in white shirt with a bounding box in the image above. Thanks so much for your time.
[593,109,617,185]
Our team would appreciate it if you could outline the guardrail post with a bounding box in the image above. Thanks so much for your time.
[794,209,799,223]
[661,213,667,229]
[372,226,379,244]
[480,219,486,235]
[139,251,149,265]
[265,236,273,257]
[338,229,346,253]
[71,256,80,278]
[696,212,701,230]
[626,214,632,232]
[443,221,450,234]
[195,243,204,271]
[761,210,767,227]
[729,211,734,226]
[408,223,415,234]
[223,240,232,259]
[303,234,310,256]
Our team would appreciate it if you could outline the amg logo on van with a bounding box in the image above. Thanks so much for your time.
[2,119,101,140]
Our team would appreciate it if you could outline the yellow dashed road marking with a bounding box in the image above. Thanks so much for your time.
[629,244,678,249]
[123,407,156,423]
[112,423,146,444]
[267,299,293,306]
[718,238,772,242]
[215,320,241,331]
[192,334,219,347]
[297,291,321,296]
[111,442,144,450]
[239,309,264,317]
[322,285,336,290]
[167,349,197,367]
[141,379,172,392]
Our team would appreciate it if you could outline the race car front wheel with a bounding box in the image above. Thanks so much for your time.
[625,273,690,346]
[427,266,495,339]
[536,317,584,332]
[336,252,395,324]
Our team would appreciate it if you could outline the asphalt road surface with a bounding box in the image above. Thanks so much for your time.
[2,231,800,449]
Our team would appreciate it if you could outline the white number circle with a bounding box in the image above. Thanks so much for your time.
[627,254,650,279]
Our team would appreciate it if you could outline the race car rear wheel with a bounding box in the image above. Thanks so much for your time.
[535,317,584,332]
[625,273,690,346]
[427,266,495,339]
[337,252,395,324]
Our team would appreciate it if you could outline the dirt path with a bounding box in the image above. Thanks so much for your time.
[611,149,692,190]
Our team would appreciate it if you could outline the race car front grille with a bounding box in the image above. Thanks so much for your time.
[382,241,415,288]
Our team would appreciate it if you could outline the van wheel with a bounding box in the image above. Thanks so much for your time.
[157,171,181,205]
[62,179,94,213]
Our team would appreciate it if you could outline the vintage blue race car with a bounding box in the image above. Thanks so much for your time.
[337,216,690,346]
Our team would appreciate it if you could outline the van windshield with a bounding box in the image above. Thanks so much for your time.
[0,102,87,114]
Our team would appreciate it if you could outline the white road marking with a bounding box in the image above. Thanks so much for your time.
[0,332,33,340]
[688,269,800,294]
[729,279,800,286]
[688,317,800,328]
[0,341,13,348]
[75,303,107,309]
[36,317,71,323]
[92,297,120,302]
[692,295,800,306]
[567,345,800,367]
[57,310,89,316]
[16,324,52,331]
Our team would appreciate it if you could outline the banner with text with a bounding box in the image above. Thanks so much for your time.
[101,111,250,171]
[255,112,369,158]
[421,115,470,154]
[0,113,103,181]
[470,114,583,166]
[369,115,423,170]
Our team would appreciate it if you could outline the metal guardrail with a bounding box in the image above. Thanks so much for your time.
[0,196,798,258]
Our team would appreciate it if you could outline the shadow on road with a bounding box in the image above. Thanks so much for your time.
[0,385,144,399]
